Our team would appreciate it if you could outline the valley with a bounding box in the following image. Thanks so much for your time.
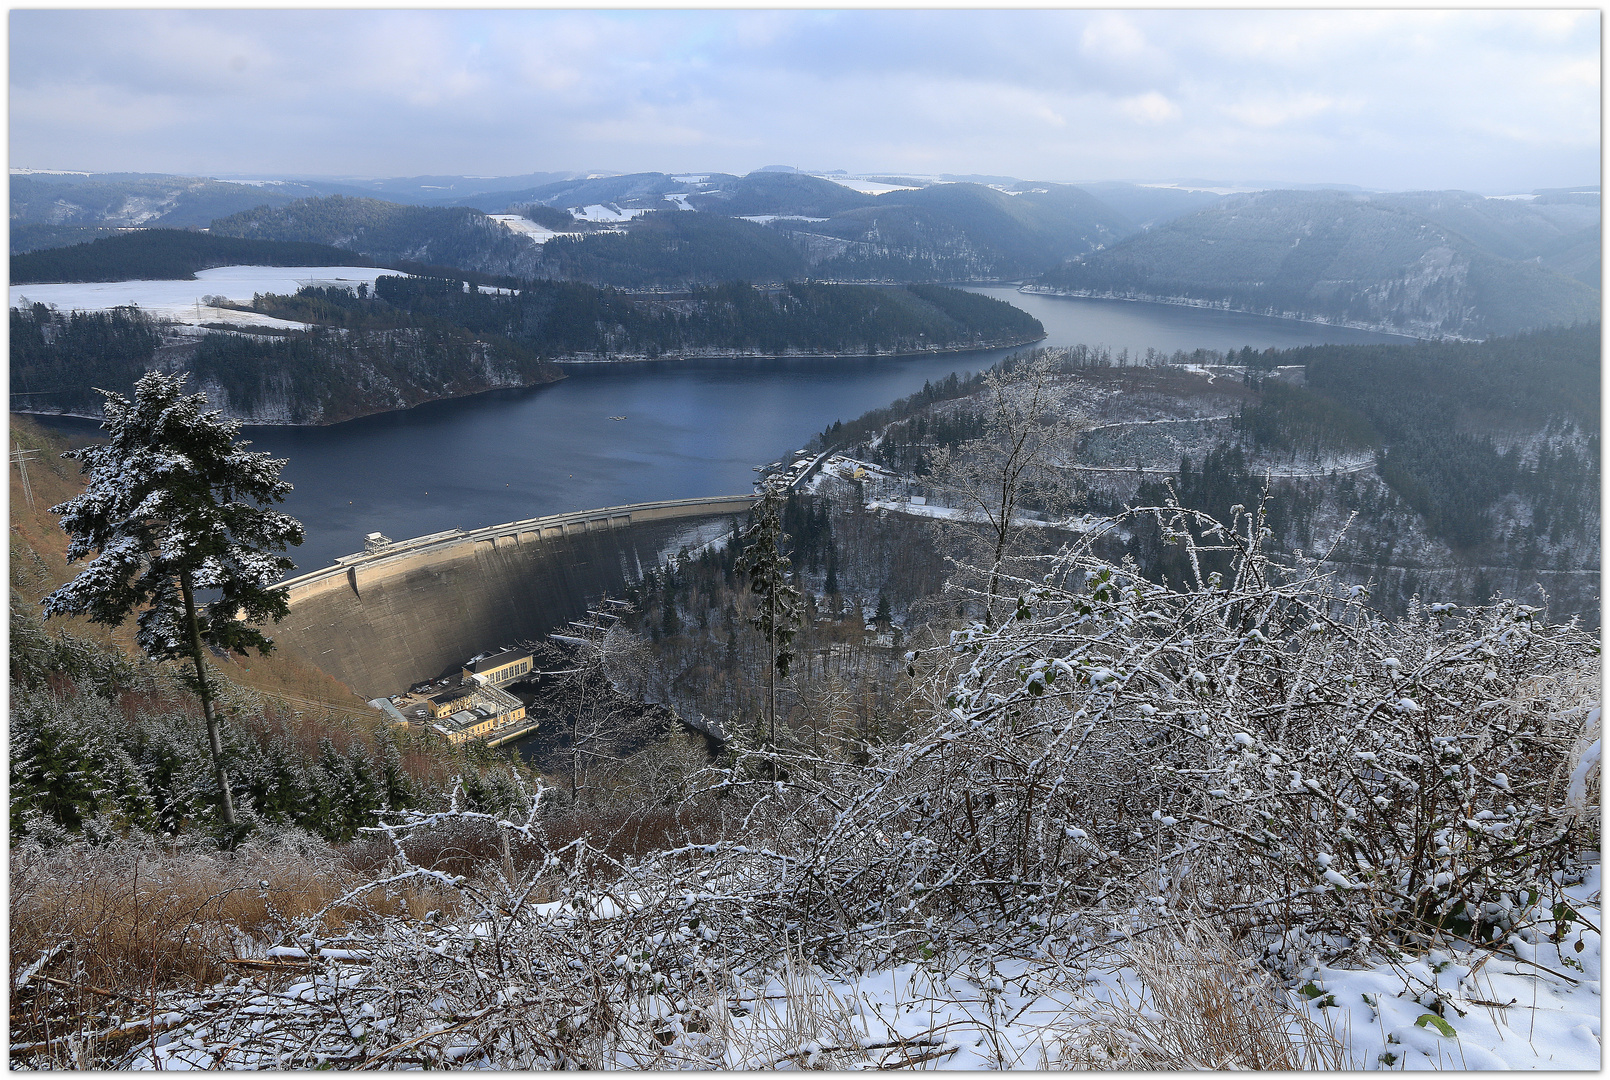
[12,163,1600,1074]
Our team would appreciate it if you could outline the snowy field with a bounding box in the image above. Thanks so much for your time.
[571,203,648,223]
[10,265,407,330]
[814,176,922,195]
[486,214,582,245]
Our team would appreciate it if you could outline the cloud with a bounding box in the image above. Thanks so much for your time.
[1119,92,1181,126]
[7,9,1600,192]
[1221,94,1348,130]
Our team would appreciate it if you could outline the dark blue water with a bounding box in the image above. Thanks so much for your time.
[34,290,1410,574]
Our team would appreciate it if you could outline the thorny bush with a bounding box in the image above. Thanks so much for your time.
[10,504,1599,1068]
[717,500,1600,968]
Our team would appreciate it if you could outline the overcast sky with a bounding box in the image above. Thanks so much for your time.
[9,8,1600,193]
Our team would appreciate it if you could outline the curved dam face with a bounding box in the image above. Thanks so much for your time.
[272,496,756,700]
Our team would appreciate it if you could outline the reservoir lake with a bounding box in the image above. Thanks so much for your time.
[36,287,1411,575]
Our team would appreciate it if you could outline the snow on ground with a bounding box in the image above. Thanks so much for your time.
[739,215,829,225]
[570,203,649,223]
[1487,193,1540,201]
[1296,863,1602,1071]
[663,193,695,210]
[867,497,1119,536]
[723,866,1602,1071]
[487,214,582,245]
[670,175,709,184]
[120,864,1598,1070]
[10,265,407,330]
[1138,181,1268,196]
[813,176,922,196]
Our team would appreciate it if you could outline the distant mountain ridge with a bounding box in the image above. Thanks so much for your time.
[10,169,1599,338]
[1033,189,1600,338]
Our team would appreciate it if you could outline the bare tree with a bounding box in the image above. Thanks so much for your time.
[927,351,1086,623]
[532,603,656,805]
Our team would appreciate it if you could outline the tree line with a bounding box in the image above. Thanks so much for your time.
[11,229,372,284]
[262,275,1043,358]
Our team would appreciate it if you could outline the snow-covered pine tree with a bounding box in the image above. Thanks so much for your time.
[41,371,305,833]
[739,484,801,744]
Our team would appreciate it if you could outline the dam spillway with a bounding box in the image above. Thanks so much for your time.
[272,495,756,700]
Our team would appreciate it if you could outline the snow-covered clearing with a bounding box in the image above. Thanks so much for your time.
[487,214,581,245]
[739,215,829,225]
[1137,181,1269,196]
[813,176,922,195]
[867,497,1117,536]
[570,203,648,223]
[10,265,407,330]
[663,193,695,210]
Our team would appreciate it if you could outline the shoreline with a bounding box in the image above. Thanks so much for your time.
[1018,286,1460,342]
[550,333,1046,365]
[12,334,1046,430]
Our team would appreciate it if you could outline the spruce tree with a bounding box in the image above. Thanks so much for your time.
[42,371,305,833]
[738,485,801,744]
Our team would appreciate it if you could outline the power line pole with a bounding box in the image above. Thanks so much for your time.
[12,438,39,511]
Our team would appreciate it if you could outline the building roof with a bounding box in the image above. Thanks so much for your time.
[440,709,492,733]
[368,698,409,723]
[430,687,474,706]
[467,648,531,674]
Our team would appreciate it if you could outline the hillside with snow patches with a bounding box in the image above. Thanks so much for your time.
[11,170,1598,340]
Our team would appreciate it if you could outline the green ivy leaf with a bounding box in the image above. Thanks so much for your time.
[1415,1013,1457,1037]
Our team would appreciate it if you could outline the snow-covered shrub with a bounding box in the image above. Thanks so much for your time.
[44,779,863,1069]
[718,500,1600,962]
[13,502,1596,1068]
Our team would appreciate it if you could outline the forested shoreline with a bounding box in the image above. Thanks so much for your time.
[10,277,1043,425]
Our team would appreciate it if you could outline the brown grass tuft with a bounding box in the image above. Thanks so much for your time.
[1056,920,1351,1070]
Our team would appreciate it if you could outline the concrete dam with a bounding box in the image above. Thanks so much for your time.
[272,496,756,700]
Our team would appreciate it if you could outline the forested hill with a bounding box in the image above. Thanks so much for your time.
[780,181,1133,281]
[247,276,1045,359]
[10,302,565,426]
[209,196,545,278]
[534,213,809,287]
[9,173,304,236]
[207,181,1134,286]
[1272,323,1600,553]
[1033,189,1601,338]
[10,230,376,283]
[10,278,1041,425]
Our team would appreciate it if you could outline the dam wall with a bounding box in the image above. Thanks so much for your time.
[272,496,755,699]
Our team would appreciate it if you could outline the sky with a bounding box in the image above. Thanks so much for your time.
[8,8,1601,194]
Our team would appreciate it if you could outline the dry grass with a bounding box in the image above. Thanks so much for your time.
[1056,920,1352,1070]
[10,838,363,1008]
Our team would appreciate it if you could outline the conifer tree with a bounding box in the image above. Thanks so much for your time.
[738,485,801,743]
[42,371,305,833]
